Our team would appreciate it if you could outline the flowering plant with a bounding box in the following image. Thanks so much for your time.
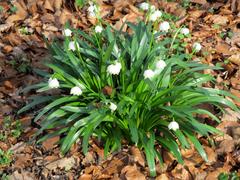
[19,21,238,176]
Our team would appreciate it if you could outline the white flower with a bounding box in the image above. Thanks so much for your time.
[139,2,149,10]
[63,29,72,37]
[181,27,190,35]
[159,21,170,32]
[70,86,82,96]
[95,25,103,33]
[48,78,60,89]
[144,69,155,79]
[168,121,179,131]
[150,5,156,11]
[193,42,202,52]
[109,102,117,112]
[149,10,162,22]
[68,41,79,51]
[88,3,98,17]
[156,60,166,70]
[107,62,122,75]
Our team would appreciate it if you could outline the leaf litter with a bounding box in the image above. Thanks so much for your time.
[0,0,240,179]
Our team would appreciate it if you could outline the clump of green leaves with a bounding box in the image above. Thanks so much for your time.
[1,116,22,140]
[75,0,88,8]
[0,149,12,167]
[218,171,239,180]
[19,21,239,176]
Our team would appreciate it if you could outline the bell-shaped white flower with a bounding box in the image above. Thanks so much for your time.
[68,41,80,51]
[168,121,179,131]
[48,78,60,89]
[70,86,82,96]
[181,27,190,35]
[139,2,149,10]
[156,60,166,70]
[144,69,155,79]
[193,42,202,52]
[63,29,72,37]
[95,25,103,33]
[88,3,98,17]
[159,21,170,32]
[107,62,122,75]
[150,5,156,12]
[109,102,117,112]
[149,10,162,22]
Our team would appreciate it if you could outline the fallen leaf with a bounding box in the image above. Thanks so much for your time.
[6,2,28,23]
[156,173,169,180]
[44,0,54,12]
[211,15,229,25]
[79,174,92,180]
[9,170,36,180]
[121,165,146,180]
[42,136,59,151]
[45,157,76,171]
[217,139,235,154]
[229,54,240,65]
[130,146,145,167]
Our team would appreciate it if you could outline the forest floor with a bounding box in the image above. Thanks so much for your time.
[1,0,240,179]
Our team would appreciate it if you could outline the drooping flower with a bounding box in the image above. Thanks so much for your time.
[109,102,117,112]
[144,69,155,79]
[139,2,149,10]
[107,62,122,75]
[168,121,179,131]
[48,78,60,89]
[88,3,98,17]
[156,60,166,70]
[159,21,170,32]
[193,42,202,52]
[70,86,82,96]
[95,25,103,33]
[150,5,156,12]
[149,10,162,22]
[180,27,190,35]
[68,41,80,51]
[63,29,72,37]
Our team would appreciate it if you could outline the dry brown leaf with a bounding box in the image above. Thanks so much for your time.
[44,0,54,11]
[27,0,38,15]
[211,15,229,26]
[0,142,9,151]
[156,173,169,180]
[45,157,76,171]
[14,153,33,169]
[121,165,146,180]
[171,164,192,180]
[229,54,240,65]
[54,0,63,11]
[6,2,28,23]
[215,43,232,55]
[42,136,59,151]
[0,23,13,33]
[189,10,205,20]
[217,139,235,154]
[130,146,145,167]
[9,170,36,180]
[79,174,92,180]
[190,0,207,4]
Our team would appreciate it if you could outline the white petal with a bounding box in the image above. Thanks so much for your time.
[68,41,79,51]
[144,69,155,79]
[156,60,166,70]
[109,102,117,112]
[70,86,82,96]
[48,78,60,89]
[193,42,202,52]
[168,121,179,131]
[159,21,170,32]
[95,25,103,33]
[139,2,149,10]
[180,28,190,35]
[64,29,72,36]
